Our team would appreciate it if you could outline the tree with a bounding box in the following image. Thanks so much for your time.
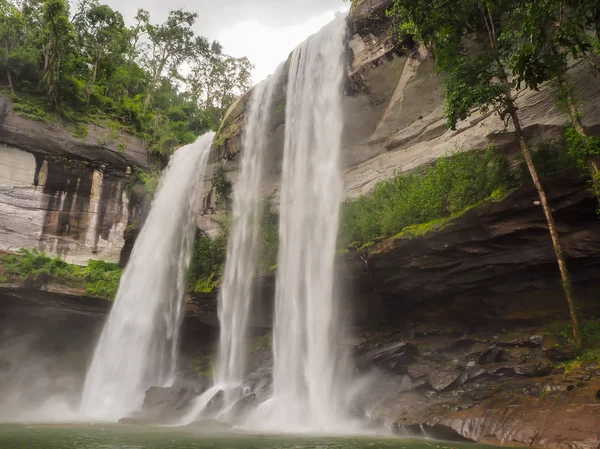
[140,9,198,108]
[73,0,126,101]
[1,2,252,156]
[187,41,253,126]
[508,0,600,196]
[0,0,22,92]
[39,0,74,106]
[388,0,583,347]
[0,0,41,92]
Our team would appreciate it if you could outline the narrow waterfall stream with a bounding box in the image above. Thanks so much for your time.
[80,133,214,421]
[251,15,349,431]
[216,68,283,387]
[180,68,284,426]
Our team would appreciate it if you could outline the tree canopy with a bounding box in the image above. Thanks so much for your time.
[0,0,253,156]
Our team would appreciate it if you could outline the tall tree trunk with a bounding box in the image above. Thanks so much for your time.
[87,58,100,103]
[143,61,165,111]
[510,108,583,349]
[6,69,14,94]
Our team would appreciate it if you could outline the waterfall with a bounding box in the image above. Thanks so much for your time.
[256,15,349,430]
[179,68,284,426]
[80,133,214,421]
[216,69,283,388]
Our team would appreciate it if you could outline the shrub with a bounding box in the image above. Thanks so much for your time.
[82,260,122,299]
[339,148,514,248]
[1,249,122,300]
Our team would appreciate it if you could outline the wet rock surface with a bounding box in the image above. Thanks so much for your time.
[356,327,600,449]
[119,386,198,425]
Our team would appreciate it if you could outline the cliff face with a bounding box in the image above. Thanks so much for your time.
[214,0,600,201]
[0,97,147,264]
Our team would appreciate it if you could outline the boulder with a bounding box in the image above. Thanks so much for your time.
[429,368,462,392]
[202,389,225,417]
[542,335,576,361]
[357,341,418,374]
[478,347,505,365]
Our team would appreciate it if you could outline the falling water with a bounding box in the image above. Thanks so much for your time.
[80,133,214,421]
[180,68,283,426]
[216,69,282,387]
[255,15,349,430]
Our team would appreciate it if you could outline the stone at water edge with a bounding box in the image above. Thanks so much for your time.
[218,393,257,424]
[201,390,225,417]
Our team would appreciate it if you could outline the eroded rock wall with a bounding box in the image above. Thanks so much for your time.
[214,0,600,202]
[0,97,147,264]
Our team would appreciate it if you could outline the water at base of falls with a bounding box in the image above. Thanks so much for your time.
[79,133,214,421]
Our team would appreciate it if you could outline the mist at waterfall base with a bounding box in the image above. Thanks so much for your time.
[79,133,214,421]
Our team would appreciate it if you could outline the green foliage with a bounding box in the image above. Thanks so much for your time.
[254,331,272,352]
[188,223,229,293]
[188,197,280,291]
[565,127,600,168]
[194,273,219,293]
[10,94,55,123]
[131,167,161,202]
[259,197,279,272]
[211,167,232,209]
[0,274,7,283]
[72,124,88,140]
[557,321,600,371]
[1,248,121,300]
[339,149,513,248]
[0,1,252,156]
[515,139,578,183]
[82,259,122,299]
[546,319,600,370]
[2,248,78,284]
[191,353,215,378]
[558,320,600,347]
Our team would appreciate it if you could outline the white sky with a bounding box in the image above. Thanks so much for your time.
[98,0,348,83]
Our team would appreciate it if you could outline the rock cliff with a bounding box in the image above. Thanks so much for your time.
[0,96,147,264]
[213,0,600,202]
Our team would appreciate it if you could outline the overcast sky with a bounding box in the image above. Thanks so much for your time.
[100,0,348,83]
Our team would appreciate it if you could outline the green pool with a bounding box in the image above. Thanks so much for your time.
[0,424,502,449]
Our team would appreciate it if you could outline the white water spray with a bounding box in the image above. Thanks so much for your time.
[253,16,349,431]
[80,133,214,421]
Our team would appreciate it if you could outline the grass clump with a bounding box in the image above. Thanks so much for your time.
[2,248,79,284]
[254,332,272,352]
[548,320,600,371]
[82,260,122,299]
[71,124,89,141]
[10,93,56,124]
